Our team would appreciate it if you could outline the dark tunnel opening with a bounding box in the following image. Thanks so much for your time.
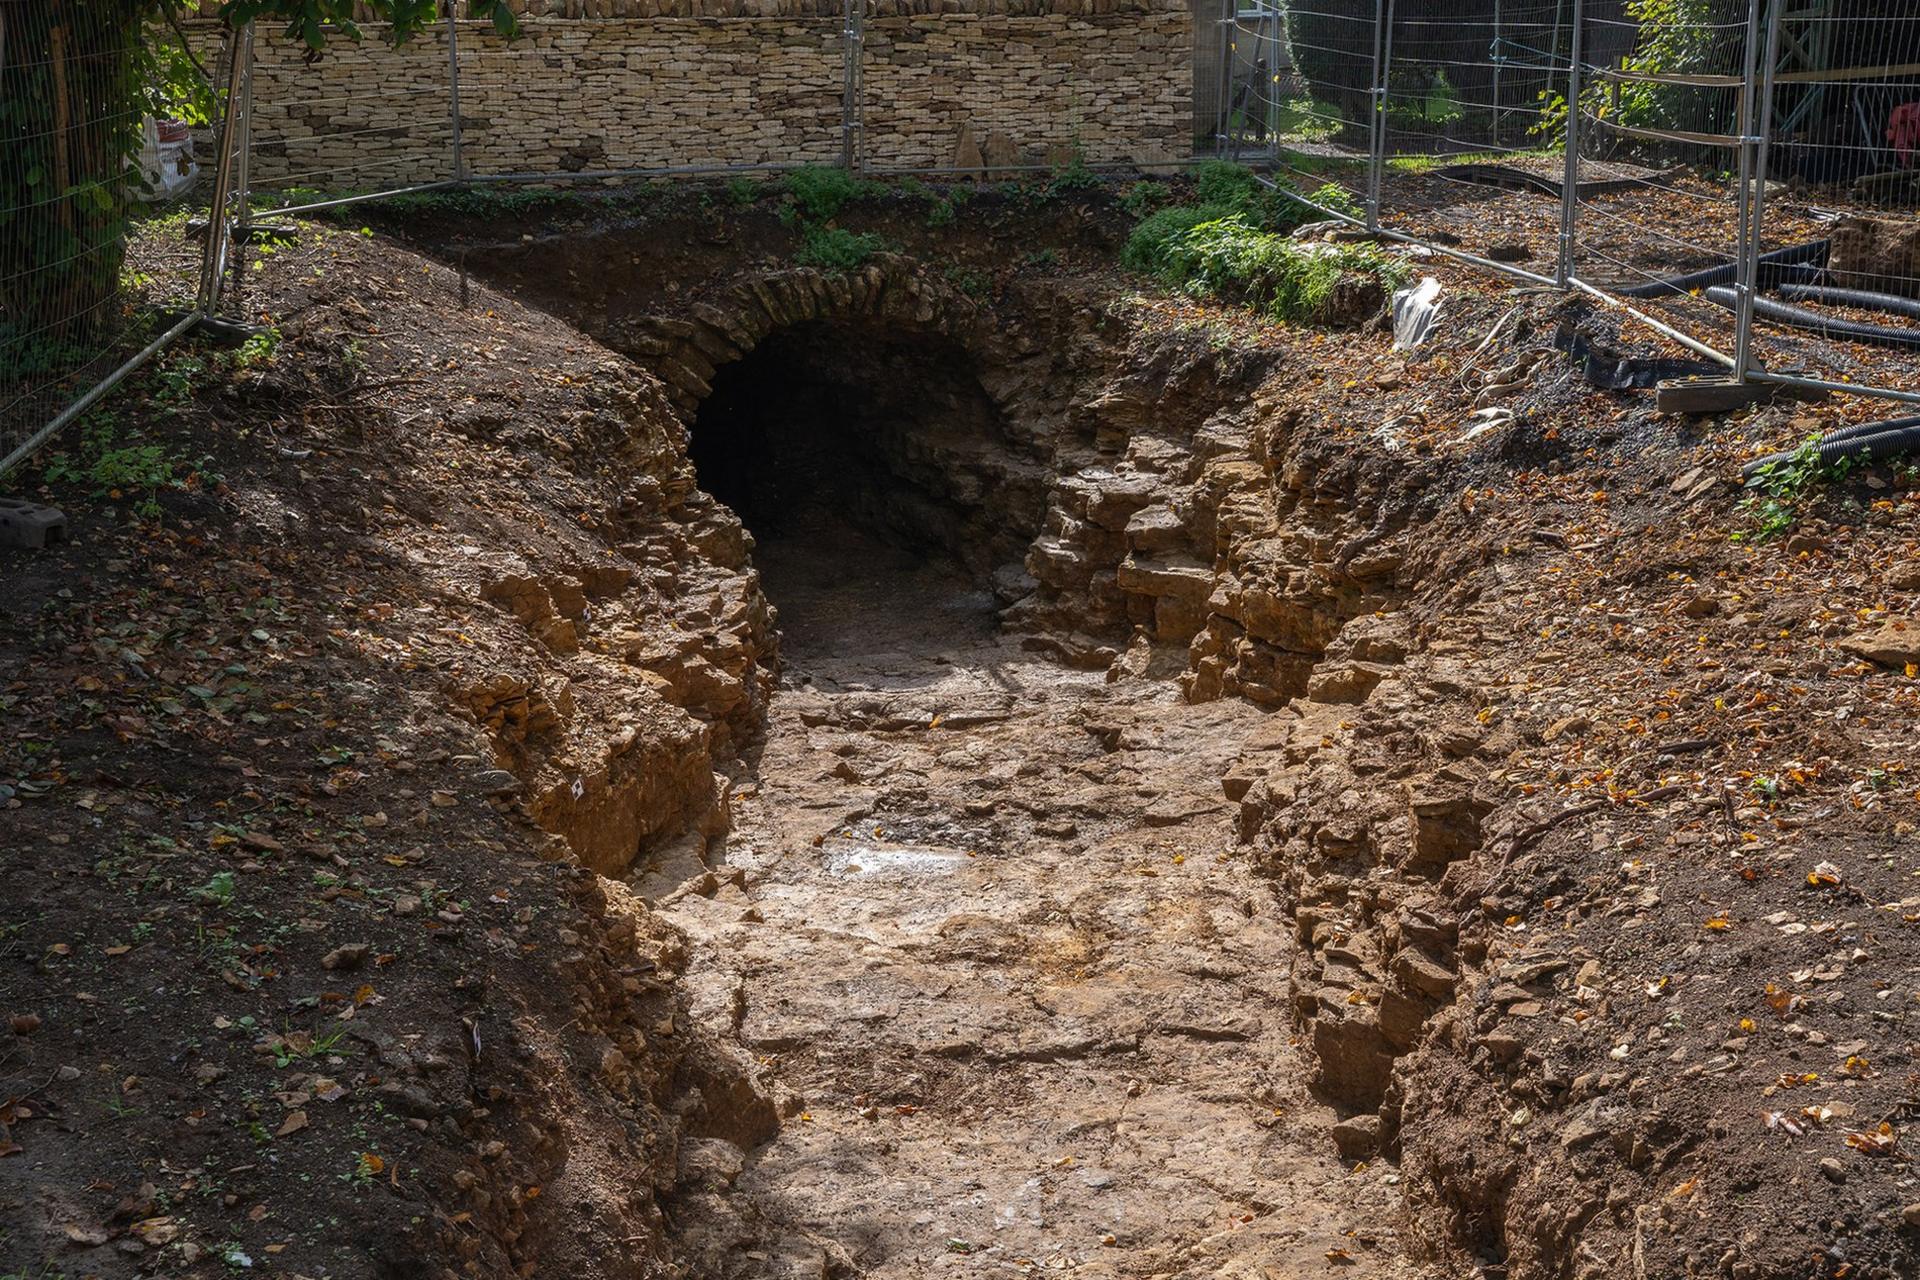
[688,321,1046,660]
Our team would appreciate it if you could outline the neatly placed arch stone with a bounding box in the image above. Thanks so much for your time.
[629,257,991,417]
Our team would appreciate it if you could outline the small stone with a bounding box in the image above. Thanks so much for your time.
[1680,594,1719,618]
[321,942,371,971]
[475,770,521,796]
[1903,1203,1920,1227]
[1839,621,1920,668]
[1818,1157,1846,1183]
[1330,1114,1381,1159]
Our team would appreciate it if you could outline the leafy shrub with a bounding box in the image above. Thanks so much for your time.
[1735,436,1858,542]
[1121,204,1236,273]
[1535,0,1733,146]
[1046,150,1101,196]
[1121,180,1172,217]
[1140,213,1410,324]
[1187,161,1321,233]
[783,166,882,222]
[796,225,888,270]
[1194,159,1264,209]
[1305,182,1364,220]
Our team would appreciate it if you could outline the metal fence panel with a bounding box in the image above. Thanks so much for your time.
[1561,1,1759,367]
[12,2,1920,484]
[1260,0,1378,222]
[237,21,458,215]
[1,18,230,477]
[1373,0,1573,284]
[1745,6,1920,404]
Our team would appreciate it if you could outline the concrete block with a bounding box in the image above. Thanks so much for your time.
[0,499,68,550]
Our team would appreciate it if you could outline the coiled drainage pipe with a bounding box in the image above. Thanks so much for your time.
[1740,413,1920,482]
[1618,241,1830,299]
[1777,283,1920,323]
[1701,286,1920,350]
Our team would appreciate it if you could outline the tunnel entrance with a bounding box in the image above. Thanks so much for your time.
[689,320,1045,664]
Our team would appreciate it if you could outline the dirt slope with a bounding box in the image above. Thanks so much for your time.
[0,225,774,1279]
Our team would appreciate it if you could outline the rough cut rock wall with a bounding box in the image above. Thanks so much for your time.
[190,0,1189,187]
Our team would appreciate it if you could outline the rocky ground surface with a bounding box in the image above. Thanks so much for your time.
[657,515,1411,1278]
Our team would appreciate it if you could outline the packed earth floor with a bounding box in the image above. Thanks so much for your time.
[656,515,1410,1277]
[4,179,1920,1280]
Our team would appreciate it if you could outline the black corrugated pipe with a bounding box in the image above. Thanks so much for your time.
[1618,241,1830,300]
[1777,284,1920,323]
[1740,414,1920,482]
[1701,286,1920,350]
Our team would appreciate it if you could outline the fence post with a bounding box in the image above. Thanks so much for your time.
[226,22,256,313]
[1490,0,1503,145]
[196,24,252,316]
[1740,1,1785,383]
[234,23,254,236]
[1214,0,1234,157]
[1366,0,1391,231]
[1731,0,1765,382]
[446,2,466,182]
[1556,0,1583,288]
[840,0,865,171]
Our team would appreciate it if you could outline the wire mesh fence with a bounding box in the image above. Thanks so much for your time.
[1560,0,1759,366]
[1255,0,1376,222]
[1372,0,1576,284]
[0,13,234,477]
[7,3,1920,485]
[1744,8,1920,403]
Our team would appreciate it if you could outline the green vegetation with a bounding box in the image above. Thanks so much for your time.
[40,411,216,518]
[779,166,893,270]
[1536,0,1730,145]
[35,335,262,516]
[795,225,888,271]
[1148,215,1410,324]
[1735,437,1858,542]
[1121,204,1239,274]
[193,871,238,910]
[1271,98,1341,145]
[1120,161,1306,274]
[1120,180,1172,218]
[1045,150,1100,196]
[375,185,591,220]
[782,166,885,224]
[1387,67,1466,130]
[3,0,514,377]
[1304,182,1363,221]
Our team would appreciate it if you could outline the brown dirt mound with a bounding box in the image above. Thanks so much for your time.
[0,225,774,1279]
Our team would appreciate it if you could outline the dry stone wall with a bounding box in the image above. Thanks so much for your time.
[863,4,1190,168]
[189,0,1190,187]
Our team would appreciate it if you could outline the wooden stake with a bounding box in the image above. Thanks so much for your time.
[49,19,73,232]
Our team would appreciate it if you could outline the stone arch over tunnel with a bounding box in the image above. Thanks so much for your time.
[634,260,1056,643]
[690,318,1045,578]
